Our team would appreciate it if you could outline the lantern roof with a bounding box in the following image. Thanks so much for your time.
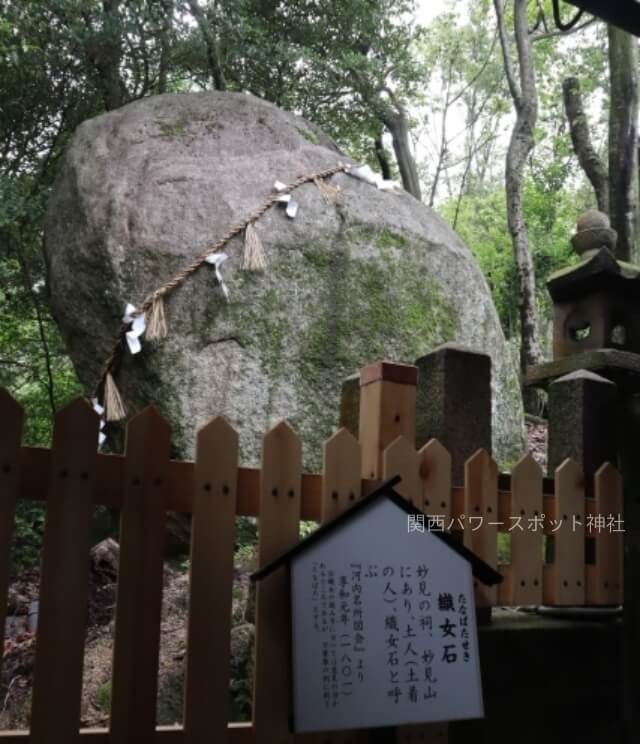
[547,247,640,303]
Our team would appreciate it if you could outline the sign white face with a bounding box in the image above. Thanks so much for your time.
[290,497,484,733]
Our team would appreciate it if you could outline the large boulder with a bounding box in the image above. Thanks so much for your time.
[45,91,525,467]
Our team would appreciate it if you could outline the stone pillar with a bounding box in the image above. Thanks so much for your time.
[338,373,360,439]
[415,344,492,486]
[547,369,617,498]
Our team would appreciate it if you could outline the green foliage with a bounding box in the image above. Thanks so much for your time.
[234,543,256,569]
[14,690,32,727]
[441,176,582,344]
[235,517,257,549]
[442,188,519,337]
[11,502,45,571]
[497,531,510,565]
[177,0,426,166]
[300,520,317,539]
[0,178,83,442]
[95,681,112,714]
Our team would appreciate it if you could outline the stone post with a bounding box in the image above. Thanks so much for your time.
[339,372,360,439]
[547,369,617,498]
[415,344,492,486]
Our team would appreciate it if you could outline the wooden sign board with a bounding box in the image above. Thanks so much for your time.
[290,496,484,733]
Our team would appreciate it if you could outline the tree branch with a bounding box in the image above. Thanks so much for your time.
[493,0,522,108]
[562,76,609,212]
[514,0,537,117]
[532,17,596,42]
[13,234,57,418]
[448,28,499,108]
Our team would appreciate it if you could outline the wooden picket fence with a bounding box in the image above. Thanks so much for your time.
[0,374,623,743]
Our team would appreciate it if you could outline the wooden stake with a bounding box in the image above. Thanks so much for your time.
[30,399,98,743]
[254,421,301,744]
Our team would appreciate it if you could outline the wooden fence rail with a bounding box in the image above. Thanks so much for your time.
[0,386,624,743]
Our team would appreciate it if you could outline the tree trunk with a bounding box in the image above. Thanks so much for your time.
[157,0,173,94]
[89,0,126,110]
[494,0,544,412]
[428,61,454,207]
[381,107,422,200]
[608,25,639,262]
[374,135,392,181]
[508,1,543,373]
[187,0,226,91]
[563,76,609,213]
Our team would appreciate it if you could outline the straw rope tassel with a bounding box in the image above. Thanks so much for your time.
[242,222,267,271]
[146,293,168,341]
[104,372,127,422]
[314,177,342,205]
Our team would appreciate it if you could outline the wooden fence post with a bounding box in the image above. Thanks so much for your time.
[382,437,452,525]
[418,440,452,523]
[253,421,301,744]
[391,435,451,741]
[588,463,623,605]
[500,454,543,607]
[372,374,451,744]
[30,398,99,743]
[322,428,362,523]
[464,450,498,608]
[0,390,23,682]
[545,458,585,606]
[383,436,420,506]
[184,416,238,744]
[320,429,366,744]
[358,362,418,481]
[109,407,171,744]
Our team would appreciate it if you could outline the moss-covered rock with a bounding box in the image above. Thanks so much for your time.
[46,90,525,472]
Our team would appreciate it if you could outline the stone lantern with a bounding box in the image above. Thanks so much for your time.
[524,209,640,493]
[548,210,640,358]
[526,208,640,737]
